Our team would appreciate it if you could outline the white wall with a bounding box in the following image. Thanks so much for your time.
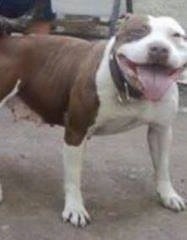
[51,0,113,18]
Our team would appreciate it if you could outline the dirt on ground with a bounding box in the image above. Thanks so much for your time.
[0,91,187,240]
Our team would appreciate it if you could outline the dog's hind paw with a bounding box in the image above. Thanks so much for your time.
[62,204,91,227]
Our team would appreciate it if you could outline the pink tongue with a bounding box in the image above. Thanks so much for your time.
[137,65,177,101]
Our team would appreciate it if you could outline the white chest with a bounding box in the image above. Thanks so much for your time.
[93,85,178,136]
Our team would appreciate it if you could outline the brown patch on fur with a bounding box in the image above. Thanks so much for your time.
[26,21,51,34]
[114,15,151,49]
[0,37,21,99]
[0,35,106,145]
[65,42,105,145]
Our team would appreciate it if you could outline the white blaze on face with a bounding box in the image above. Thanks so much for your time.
[118,15,187,68]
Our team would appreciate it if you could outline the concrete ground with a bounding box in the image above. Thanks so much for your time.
[0,93,186,240]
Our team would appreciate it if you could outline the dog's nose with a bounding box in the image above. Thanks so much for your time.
[148,43,169,64]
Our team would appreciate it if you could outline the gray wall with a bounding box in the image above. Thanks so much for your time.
[133,0,187,29]
[52,0,187,27]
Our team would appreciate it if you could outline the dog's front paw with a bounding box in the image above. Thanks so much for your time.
[157,183,186,211]
[62,203,91,227]
[158,191,186,211]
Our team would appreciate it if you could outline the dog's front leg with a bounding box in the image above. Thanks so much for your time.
[147,124,186,211]
[62,139,90,227]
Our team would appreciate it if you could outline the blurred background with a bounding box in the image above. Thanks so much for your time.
[52,0,187,26]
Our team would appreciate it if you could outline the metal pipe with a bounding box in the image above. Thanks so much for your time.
[126,0,133,13]
[109,0,121,36]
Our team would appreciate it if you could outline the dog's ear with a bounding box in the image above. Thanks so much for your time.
[115,13,133,34]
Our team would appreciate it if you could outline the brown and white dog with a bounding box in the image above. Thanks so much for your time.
[0,14,187,227]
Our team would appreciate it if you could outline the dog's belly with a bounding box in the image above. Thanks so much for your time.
[92,117,143,135]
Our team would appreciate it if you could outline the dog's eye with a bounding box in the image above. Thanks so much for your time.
[127,28,149,41]
[173,32,182,38]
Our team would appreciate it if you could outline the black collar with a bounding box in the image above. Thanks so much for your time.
[109,52,143,101]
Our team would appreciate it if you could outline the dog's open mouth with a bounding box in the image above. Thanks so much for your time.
[116,54,182,101]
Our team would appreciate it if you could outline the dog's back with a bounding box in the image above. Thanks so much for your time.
[0,34,106,124]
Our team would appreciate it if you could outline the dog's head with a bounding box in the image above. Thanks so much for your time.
[113,14,187,101]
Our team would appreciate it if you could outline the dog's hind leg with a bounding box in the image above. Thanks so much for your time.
[0,79,21,203]
[147,124,186,211]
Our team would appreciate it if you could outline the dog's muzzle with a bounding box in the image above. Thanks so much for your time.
[116,52,182,101]
[148,42,169,65]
